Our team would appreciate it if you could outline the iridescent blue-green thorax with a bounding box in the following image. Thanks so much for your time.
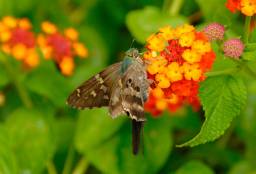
[121,48,140,74]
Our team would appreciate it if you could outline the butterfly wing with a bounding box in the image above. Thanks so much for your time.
[67,62,122,109]
[108,78,125,118]
[121,62,148,121]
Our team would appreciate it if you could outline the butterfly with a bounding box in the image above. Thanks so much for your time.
[67,48,150,155]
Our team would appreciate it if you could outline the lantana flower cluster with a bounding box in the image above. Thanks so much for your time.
[38,21,88,76]
[144,24,216,115]
[226,0,256,16]
[0,16,39,68]
[0,16,88,76]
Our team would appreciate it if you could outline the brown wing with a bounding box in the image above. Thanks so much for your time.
[67,62,122,109]
[121,62,148,121]
[108,78,125,117]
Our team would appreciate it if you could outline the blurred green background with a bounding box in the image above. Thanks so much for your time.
[0,0,256,173]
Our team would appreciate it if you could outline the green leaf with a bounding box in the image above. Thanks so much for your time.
[126,6,187,43]
[245,43,256,51]
[54,117,76,152]
[25,62,71,107]
[84,115,172,174]
[0,64,9,89]
[5,108,55,174]
[175,160,214,174]
[195,0,233,24]
[229,161,256,174]
[178,75,247,147]
[75,108,125,153]
[0,125,18,174]
[242,50,256,61]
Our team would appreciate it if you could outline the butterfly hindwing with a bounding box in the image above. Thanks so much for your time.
[121,59,149,121]
[67,62,122,109]
[109,78,124,117]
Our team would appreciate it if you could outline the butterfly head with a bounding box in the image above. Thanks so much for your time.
[125,48,140,59]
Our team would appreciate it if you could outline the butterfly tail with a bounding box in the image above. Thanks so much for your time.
[132,119,144,155]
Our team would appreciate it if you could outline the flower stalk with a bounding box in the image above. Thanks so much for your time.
[244,16,251,44]
[0,53,32,108]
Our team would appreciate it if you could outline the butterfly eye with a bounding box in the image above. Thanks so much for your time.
[128,79,132,83]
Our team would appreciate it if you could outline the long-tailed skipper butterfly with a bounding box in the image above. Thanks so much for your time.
[67,48,150,155]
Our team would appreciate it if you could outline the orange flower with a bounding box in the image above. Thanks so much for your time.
[38,21,88,76]
[0,16,39,69]
[226,0,256,16]
[144,24,216,116]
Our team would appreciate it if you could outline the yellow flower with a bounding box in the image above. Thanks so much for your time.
[182,63,202,81]
[179,31,195,47]
[64,28,79,41]
[147,34,166,52]
[73,42,88,58]
[166,62,183,82]
[18,18,32,30]
[147,56,168,75]
[152,87,164,98]
[2,16,17,28]
[59,57,74,76]
[11,44,27,60]
[156,73,170,88]
[241,0,256,16]
[159,26,175,40]
[156,99,168,110]
[0,30,11,42]
[24,49,39,68]
[2,44,11,54]
[192,40,211,55]
[167,93,178,104]
[182,49,201,63]
[0,22,7,32]
[41,21,57,34]
[175,24,195,37]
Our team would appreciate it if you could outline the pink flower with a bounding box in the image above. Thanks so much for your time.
[223,38,244,58]
[203,23,225,41]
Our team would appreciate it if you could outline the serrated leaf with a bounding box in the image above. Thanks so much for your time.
[5,108,55,174]
[178,75,247,147]
[84,115,172,174]
[75,108,125,153]
[175,160,214,174]
[126,6,187,43]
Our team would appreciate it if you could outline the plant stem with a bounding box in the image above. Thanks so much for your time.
[205,68,238,77]
[72,157,89,174]
[0,53,32,108]
[62,145,75,174]
[244,16,251,44]
[47,161,58,174]
[163,0,184,16]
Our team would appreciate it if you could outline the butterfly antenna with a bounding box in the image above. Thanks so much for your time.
[129,38,136,49]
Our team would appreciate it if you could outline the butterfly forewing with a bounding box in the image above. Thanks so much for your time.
[67,62,122,109]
